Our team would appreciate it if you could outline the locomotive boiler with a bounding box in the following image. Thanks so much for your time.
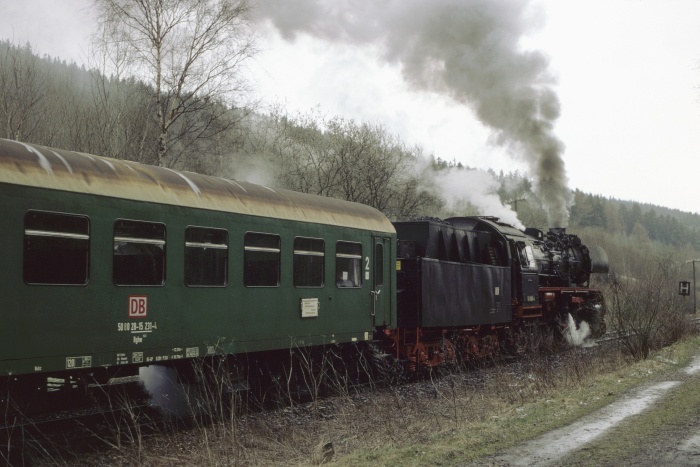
[525,226,609,288]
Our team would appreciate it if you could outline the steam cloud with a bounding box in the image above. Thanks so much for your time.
[139,365,190,416]
[563,313,591,347]
[418,160,525,230]
[255,0,572,227]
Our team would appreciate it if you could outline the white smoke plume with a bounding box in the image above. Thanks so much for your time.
[563,313,591,347]
[139,365,190,416]
[254,0,572,227]
[419,160,524,229]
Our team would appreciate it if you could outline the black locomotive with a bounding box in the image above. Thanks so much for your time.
[386,216,608,368]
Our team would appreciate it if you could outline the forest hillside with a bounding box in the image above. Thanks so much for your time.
[2,40,699,282]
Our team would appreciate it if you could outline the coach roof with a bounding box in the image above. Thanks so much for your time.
[0,138,395,234]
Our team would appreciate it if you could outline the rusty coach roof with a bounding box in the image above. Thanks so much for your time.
[0,138,395,234]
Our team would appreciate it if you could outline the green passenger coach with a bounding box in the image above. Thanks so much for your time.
[0,138,396,384]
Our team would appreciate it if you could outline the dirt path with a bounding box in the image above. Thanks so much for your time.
[474,352,700,466]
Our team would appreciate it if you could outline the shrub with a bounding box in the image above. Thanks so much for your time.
[604,262,692,360]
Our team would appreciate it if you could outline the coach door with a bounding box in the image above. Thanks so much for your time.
[371,236,392,326]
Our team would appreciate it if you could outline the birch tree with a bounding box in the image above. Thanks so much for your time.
[93,0,256,167]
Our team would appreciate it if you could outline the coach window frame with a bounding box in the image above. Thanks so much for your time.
[374,243,384,287]
[335,241,363,288]
[293,236,325,288]
[23,210,90,286]
[184,226,228,287]
[113,219,166,286]
[243,231,281,287]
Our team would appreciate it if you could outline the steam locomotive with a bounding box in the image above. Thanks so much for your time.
[0,138,607,397]
[386,217,608,369]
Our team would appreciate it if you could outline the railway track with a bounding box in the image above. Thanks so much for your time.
[0,380,159,465]
[8,315,699,430]
[595,314,700,344]
[4,317,699,464]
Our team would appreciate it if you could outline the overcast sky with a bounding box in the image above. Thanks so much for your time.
[2,0,700,214]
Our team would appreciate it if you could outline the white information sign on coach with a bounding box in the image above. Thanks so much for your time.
[301,298,319,318]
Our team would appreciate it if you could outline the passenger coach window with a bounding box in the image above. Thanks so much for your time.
[185,227,228,286]
[113,220,166,286]
[244,232,280,287]
[336,242,362,288]
[375,243,384,286]
[24,211,89,285]
[294,237,324,287]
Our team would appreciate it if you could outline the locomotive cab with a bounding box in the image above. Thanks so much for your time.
[446,216,540,311]
[512,240,540,308]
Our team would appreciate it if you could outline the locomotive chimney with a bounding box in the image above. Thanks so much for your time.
[549,227,566,235]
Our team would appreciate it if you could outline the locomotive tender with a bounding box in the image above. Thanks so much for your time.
[0,139,607,393]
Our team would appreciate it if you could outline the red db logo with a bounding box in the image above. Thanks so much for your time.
[129,295,148,318]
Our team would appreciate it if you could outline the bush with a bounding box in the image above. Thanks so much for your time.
[604,262,693,360]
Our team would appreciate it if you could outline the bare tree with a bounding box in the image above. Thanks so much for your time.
[249,108,441,220]
[604,258,691,360]
[93,0,256,167]
[0,43,50,141]
[82,19,158,162]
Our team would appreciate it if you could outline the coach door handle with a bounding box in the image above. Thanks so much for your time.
[370,289,380,316]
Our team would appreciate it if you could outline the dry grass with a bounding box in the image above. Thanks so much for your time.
[22,327,700,466]
[61,342,626,465]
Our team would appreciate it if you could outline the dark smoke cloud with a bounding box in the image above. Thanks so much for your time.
[254,0,571,227]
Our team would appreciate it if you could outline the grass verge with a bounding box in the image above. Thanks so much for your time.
[38,334,700,466]
[333,336,700,466]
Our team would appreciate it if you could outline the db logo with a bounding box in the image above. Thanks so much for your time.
[129,295,148,318]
